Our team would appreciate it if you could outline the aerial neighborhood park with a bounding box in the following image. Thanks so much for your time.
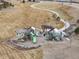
[0,0,79,59]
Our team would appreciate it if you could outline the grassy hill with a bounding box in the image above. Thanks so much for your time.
[0,3,64,41]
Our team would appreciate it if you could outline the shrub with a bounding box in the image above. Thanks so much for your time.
[3,1,14,8]
[9,3,14,7]
[74,27,79,34]
[52,13,57,19]
[56,17,61,21]
[3,2,9,8]
[0,1,14,10]
[77,19,79,23]
[22,0,25,3]
[0,4,3,10]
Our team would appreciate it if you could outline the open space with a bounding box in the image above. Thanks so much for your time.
[0,0,79,59]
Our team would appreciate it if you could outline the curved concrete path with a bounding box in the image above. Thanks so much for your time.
[31,2,70,32]
[31,2,79,59]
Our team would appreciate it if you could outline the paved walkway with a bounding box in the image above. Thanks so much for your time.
[31,2,70,32]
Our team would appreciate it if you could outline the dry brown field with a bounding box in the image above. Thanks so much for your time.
[0,3,64,41]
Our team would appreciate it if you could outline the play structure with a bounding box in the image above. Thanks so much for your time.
[2,1,78,50]
[5,24,70,50]
[0,1,79,59]
[5,8,76,49]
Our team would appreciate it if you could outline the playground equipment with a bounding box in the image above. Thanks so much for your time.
[44,28,66,41]
[41,25,66,41]
[16,27,42,43]
[5,25,71,49]
[30,31,37,44]
[12,23,74,50]
[16,25,67,42]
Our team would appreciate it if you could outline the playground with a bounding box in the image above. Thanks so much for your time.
[0,0,79,59]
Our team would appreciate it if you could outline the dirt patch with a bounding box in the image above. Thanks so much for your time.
[0,42,43,59]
